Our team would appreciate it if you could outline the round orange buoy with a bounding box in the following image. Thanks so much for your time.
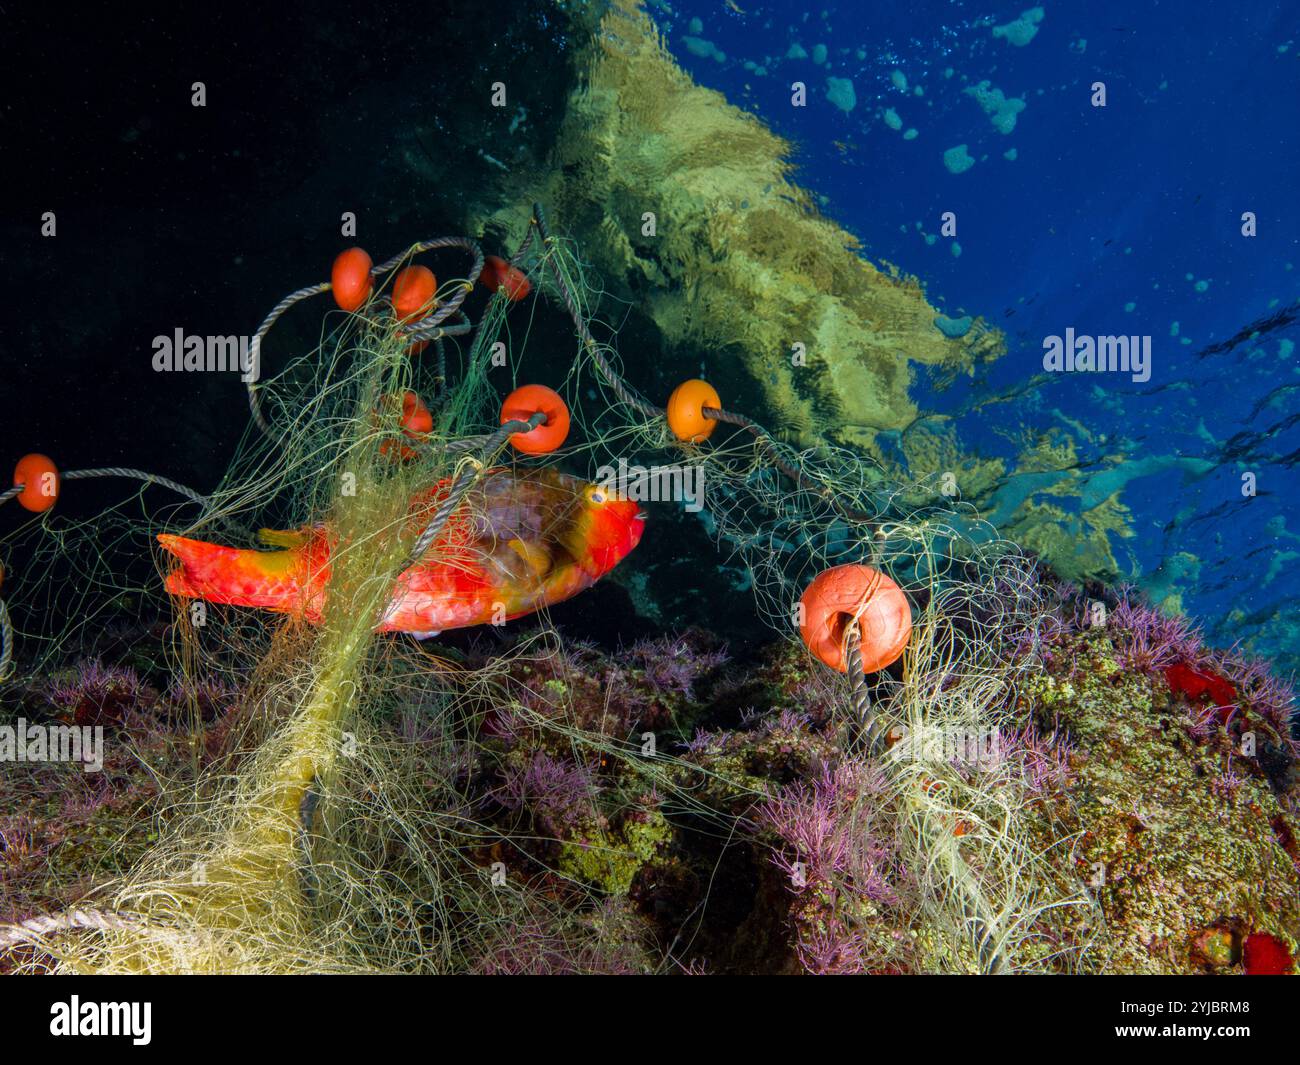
[13,454,60,513]
[378,391,433,462]
[500,385,570,455]
[479,255,531,301]
[666,379,721,442]
[399,390,433,436]
[798,564,911,674]
[331,247,373,312]
[392,265,438,321]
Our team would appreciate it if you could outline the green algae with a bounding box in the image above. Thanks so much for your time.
[473,0,1001,451]
[559,808,673,896]
[934,315,974,339]
[943,143,976,174]
[826,76,856,112]
[993,7,1045,48]
[965,81,1027,135]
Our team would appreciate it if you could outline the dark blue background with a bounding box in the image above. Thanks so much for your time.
[655,0,1300,669]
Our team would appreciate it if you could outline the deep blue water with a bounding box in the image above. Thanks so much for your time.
[651,0,1300,670]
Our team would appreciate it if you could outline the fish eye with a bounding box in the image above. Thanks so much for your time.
[588,488,607,504]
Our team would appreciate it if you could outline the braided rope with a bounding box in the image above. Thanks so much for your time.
[61,468,208,505]
[403,311,474,344]
[842,618,878,751]
[432,336,448,400]
[379,236,484,333]
[247,238,485,440]
[0,596,12,683]
[4,469,207,508]
[247,281,331,436]
[0,907,142,951]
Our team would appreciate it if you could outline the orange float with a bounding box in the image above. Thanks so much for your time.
[378,391,433,462]
[392,265,438,321]
[330,247,373,312]
[479,255,531,301]
[798,564,911,674]
[500,385,570,455]
[666,379,721,443]
[399,390,434,436]
[13,454,60,513]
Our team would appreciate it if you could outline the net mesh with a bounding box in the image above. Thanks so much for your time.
[0,213,1093,973]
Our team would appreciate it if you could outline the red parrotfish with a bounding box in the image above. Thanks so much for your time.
[157,468,646,637]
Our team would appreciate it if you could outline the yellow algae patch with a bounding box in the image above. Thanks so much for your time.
[896,422,1008,502]
[476,0,1001,450]
[897,425,1135,580]
[1014,430,1085,475]
[1002,499,1116,580]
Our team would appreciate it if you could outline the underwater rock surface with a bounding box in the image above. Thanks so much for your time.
[5,593,1294,974]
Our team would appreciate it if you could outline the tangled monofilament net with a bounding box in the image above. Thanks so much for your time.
[0,209,1094,973]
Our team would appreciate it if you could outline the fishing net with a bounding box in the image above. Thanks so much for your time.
[0,206,1094,973]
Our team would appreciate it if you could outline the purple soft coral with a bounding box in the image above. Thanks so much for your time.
[759,760,902,973]
[996,724,1073,796]
[626,635,729,700]
[1110,592,1201,673]
[761,762,897,900]
[501,751,596,835]
[48,659,149,727]
[797,928,873,975]
[472,898,646,975]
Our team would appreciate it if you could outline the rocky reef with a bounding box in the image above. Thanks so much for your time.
[1019,591,1299,973]
[5,583,1294,973]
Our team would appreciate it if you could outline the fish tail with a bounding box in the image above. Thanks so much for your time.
[157,532,314,614]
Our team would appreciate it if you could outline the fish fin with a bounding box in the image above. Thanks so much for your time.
[258,527,310,549]
[407,630,442,640]
[507,537,552,578]
[157,532,303,606]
